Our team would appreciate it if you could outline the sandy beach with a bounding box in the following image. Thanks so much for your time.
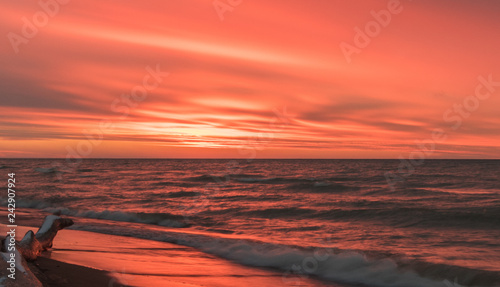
[1,210,340,287]
[28,257,123,287]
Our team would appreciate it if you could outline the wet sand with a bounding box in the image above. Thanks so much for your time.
[28,257,124,287]
[1,224,341,287]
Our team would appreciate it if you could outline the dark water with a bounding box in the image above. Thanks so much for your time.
[1,159,499,287]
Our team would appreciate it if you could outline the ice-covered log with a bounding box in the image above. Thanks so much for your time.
[35,215,73,250]
[17,215,73,261]
[0,215,73,286]
[1,236,42,287]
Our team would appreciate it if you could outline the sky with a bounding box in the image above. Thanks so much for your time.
[1,0,500,159]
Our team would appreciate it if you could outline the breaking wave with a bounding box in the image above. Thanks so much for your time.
[49,208,189,228]
[71,222,500,287]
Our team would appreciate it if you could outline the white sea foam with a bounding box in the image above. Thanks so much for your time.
[71,223,486,287]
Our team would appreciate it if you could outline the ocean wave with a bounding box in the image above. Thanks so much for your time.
[34,167,57,173]
[186,173,266,182]
[288,182,356,193]
[78,174,95,178]
[239,177,318,184]
[43,207,189,228]
[234,177,277,183]
[185,174,336,185]
[224,195,285,202]
[313,181,331,187]
[234,177,362,189]
[315,206,500,228]
[242,207,317,218]
[7,198,51,209]
[166,191,201,198]
[147,191,202,198]
[70,223,499,287]
[150,181,200,188]
[404,181,494,191]
[186,174,234,182]
[151,181,175,186]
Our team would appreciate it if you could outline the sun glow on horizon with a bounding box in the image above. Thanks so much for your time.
[1,0,500,158]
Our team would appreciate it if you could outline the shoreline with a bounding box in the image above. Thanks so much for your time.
[2,208,500,286]
[1,219,340,287]
[0,235,125,287]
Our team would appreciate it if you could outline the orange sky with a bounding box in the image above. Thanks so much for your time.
[1,0,500,158]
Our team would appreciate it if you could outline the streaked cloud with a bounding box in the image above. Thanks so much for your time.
[1,0,499,158]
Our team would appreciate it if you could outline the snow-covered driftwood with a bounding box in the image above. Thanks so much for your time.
[0,215,73,286]
[0,248,41,287]
[17,215,74,261]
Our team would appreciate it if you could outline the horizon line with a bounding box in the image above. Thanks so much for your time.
[1,158,499,160]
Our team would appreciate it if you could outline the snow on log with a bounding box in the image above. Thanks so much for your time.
[0,214,70,287]
[17,215,74,261]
